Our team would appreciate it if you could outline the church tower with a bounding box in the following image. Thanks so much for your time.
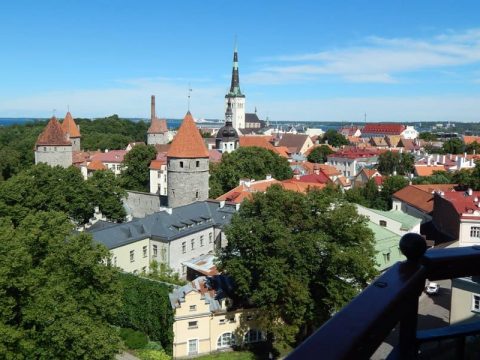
[167,111,209,208]
[61,111,81,151]
[225,45,245,130]
[216,99,239,153]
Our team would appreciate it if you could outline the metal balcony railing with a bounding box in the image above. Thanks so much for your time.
[287,233,480,359]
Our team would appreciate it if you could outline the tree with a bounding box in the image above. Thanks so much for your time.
[218,186,376,349]
[113,273,174,353]
[377,151,414,176]
[0,211,121,359]
[87,170,127,222]
[344,179,387,210]
[209,147,293,198]
[466,141,480,155]
[321,129,349,147]
[442,138,464,154]
[307,145,334,164]
[418,132,437,141]
[120,144,157,192]
[412,171,453,185]
[380,175,409,209]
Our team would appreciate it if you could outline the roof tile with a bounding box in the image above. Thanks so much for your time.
[36,116,71,146]
[167,112,209,158]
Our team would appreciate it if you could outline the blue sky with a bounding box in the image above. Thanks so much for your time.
[1,0,480,122]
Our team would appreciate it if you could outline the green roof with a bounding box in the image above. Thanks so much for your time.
[367,221,405,271]
[367,208,421,230]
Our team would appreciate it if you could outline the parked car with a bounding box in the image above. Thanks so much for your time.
[425,282,440,295]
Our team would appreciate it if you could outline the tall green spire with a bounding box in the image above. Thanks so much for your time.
[226,44,244,98]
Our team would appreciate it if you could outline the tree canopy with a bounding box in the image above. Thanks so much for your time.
[418,132,437,141]
[307,145,334,164]
[0,164,125,225]
[0,211,121,359]
[377,151,414,176]
[218,186,377,349]
[209,146,293,198]
[120,144,157,192]
[442,138,464,154]
[321,129,349,147]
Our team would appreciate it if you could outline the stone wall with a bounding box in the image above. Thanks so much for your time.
[35,145,72,168]
[124,191,160,218]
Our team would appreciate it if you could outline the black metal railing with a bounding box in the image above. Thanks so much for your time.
[287,233,480,359]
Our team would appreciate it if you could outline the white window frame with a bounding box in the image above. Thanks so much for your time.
[130,250,135,263]
[472,294,480,312]
[217,332,235,349]
[153,245,158,257]
[182,242,186,254]
[188,321,198,329]
[188,339,198,356]
[471,226,480,239]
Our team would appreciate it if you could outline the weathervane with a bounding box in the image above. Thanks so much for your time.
[187,83,192,111]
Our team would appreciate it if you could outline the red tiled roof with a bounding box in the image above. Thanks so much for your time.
[441,191,480,219]
[91,150,127,164]
[463,136,480,145]
[167,112,209,158]
[61,112,81,138]
[239,136,276,151]
[292,172,332,184]
[87,159,106,171]
[147,118,168,134]
[373,176,384,186]
[393,184,457,214]
[414,165,446,177]
[149,159,167,170]
[36,116,71,146]
[362,123,406,135]
[328,148,380,159]
[209,149,222,163]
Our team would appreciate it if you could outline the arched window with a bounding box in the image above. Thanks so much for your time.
[244,329,263,343]
[217,332,235,349]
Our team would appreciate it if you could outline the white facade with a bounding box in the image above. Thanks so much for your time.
[226,97,245,130]
[401,126,418,139]
[149,166,168,195]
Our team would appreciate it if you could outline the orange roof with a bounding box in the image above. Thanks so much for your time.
[87,159,106,171]
[167,112,209,158]
[414,165,446,177]
[149,159,166,170]
[216,178,325,204]
[36,116,71,146]
[274,146,290,158]
[393,184,457,214]
[239,136,276,151]
[463,136,480,145]
[148,118,168,134]
[61,112,81,138]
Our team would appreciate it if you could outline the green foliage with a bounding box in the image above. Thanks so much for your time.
[0,211,121,359]
[209,147,293,198]
[120,144,157,192]
[307,145,334,164]
[321,129,349,147]
[466,141,480,155]
[0,164,125,224]
[136,349,171,360]
[377,151,414,176]
[119,328,149,349]
[344,179,388,210]
[418,132,437,141]
[218,186,377,348]
[87,170,127,222]
[380,175,409,209]
[114,273,174,353]
[442,138,464,154]
[148,261,186,286]
[412,171,453,185]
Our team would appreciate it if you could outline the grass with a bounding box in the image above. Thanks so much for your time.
[194,351,256,360]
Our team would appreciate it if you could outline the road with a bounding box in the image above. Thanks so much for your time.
[371,279,451,359]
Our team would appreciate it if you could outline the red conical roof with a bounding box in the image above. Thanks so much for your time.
[36,116,71,146]
[62,111,81,138]
[167,112,209,158]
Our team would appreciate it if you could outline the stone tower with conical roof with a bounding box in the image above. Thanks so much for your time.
[147,95,169,145]
[225,45,245,130]
[35,116,73,168]
[167,111,209,208]
[61,111,81,151]
[216,99,239,153]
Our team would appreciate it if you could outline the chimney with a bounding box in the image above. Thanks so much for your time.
[165,207,172,215]
[266,174,272,180]
[468,188,473,196]
[313,164,320,175]
[294,174,301,180]
[442,155,446,164]
[219,200,225,208]
[151,95,156,121]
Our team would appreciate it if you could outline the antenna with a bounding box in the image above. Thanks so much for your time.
[187,83,192,111]
[364,112,367,123]
[234,34,238,51]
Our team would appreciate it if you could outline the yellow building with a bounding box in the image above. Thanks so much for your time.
[169,276,263,358]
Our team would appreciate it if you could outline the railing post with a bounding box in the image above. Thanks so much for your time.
[398,233,427,359]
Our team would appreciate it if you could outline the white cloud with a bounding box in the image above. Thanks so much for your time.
[245,28,480,84]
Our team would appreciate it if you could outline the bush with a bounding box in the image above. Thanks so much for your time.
[144,341,164,351]
[136,349,171,360]
[119,328,149,349]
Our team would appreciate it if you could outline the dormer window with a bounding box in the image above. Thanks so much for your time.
[189,305,197,312]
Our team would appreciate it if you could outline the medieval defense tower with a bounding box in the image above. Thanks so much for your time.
[167,111,209,208]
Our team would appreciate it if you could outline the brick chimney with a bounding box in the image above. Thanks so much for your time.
[151,95,156,121]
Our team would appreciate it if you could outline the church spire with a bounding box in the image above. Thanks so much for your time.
[225,99,233,125]
[227,44,244,97]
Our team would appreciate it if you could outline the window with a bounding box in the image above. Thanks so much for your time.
[196,160,200,167]
[188,339,198,355]
[182,265,186,275]
[153,245,158,257]
[189,305,197,312]
[473,294,480,312]
[200,235,204,247]
[471,227,480,239]
[244,329,263,343]
[191,239,195,250]
[379,220,387,227]
[217,332,235,349]
[161,247,167,262]
[157,171,161,178]
[143,246,147,258]
[182,242,186,254]
[195,191,199,199]
[113,256,117,266]
[209,233,213,243]
[130,250,135,263]
[180,161,184,168]
[219,318,226,325]
[383,253,391,263]
[188,321,198,329]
